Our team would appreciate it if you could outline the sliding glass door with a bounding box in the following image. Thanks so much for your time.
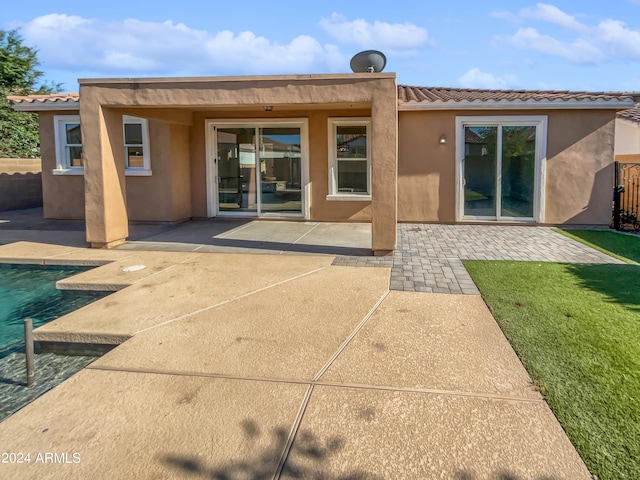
[500,126,536,218]
[258,127,302,214]
[462,126,497,217]
[212,122,304,217]
[459,117,544,222]
[217,127,258,213]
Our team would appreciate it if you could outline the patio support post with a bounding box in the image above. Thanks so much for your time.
[370,82,398,255]
[80,89,129,248]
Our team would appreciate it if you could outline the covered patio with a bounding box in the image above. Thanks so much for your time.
[78,74,398,254]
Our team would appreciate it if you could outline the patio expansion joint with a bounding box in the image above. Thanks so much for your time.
[291,222,321,245]
[312,289,391,382]
[133,264,330,336]
[85,365,545,404]
[272,384,315,480]
[214,222,255,239]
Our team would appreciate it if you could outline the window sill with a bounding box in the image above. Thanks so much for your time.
[125,169,152,177]
[52,168,83,176]
[326,194,371,202]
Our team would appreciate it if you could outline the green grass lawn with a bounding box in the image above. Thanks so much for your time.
[464,260,640,480]
[555,229,640,264]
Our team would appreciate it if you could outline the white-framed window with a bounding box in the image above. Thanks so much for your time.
[123,115,151,176]
[327,118,371,201]
[53,115,151,176]
[53,115,83,175]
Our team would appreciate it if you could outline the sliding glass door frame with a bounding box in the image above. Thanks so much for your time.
[205,118,309,219]
[455,115,547,223]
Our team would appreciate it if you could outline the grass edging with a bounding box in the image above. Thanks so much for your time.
[553,228,639,264]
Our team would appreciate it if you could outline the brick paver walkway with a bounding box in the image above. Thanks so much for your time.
[333,224,624,294]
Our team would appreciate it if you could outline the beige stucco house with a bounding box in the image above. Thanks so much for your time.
[8,73,637,254]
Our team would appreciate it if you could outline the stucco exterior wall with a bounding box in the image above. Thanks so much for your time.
[125,119,192,222]
[397,111,456,222]
[38,96,616,231]
[38,113,192,222]
[615,119,640,156]
[397,109,617,225]
[39,112,85,219]
[545,110,615,224]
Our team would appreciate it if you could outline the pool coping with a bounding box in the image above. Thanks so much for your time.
[0,256,132,352]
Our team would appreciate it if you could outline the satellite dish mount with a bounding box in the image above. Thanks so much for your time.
[350,50,387,73]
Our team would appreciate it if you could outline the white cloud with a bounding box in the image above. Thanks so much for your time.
[318,13,431,53]
[458,68,518,89]
[508,27,604,63]
[597,20,640,58]
[17,14,346,76]
[490,10,520,22]
[498,4,640,64]
[521,3,588,32]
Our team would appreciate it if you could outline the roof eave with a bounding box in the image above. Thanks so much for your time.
[10,101,80,112]
[398,98,637,111]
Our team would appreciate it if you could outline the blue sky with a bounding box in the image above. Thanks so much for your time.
[4,0,640,92]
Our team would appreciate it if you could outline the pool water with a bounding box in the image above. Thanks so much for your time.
[0,264,105,356]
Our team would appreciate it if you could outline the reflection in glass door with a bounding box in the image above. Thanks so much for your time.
[217,128,257,213]
[259,127,301,213]
[463,126,497,217]
[462,123,537,220]
[500,126,535,218]
[215,124,303,216]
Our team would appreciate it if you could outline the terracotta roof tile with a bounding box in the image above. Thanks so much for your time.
[7,93,79,105]
[398,85,637,104]
[618,106,640,125]
[7,87,638,109]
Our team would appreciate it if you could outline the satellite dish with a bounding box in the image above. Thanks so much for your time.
[350,50,387,73]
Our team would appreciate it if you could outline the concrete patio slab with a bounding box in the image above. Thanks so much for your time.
[0,220,606,478]
[120,240,300,255]
[0,229,88,247]
[0,241,142,266]
[321,291,540,399]
[0,369,308,480]
[286,385,591,479]
[92,266,390,381]
[218,220,318,243]
[127,218,252,243]
[54,251,204,291]
[0,241,84,264]
[116,220,373,256]
[35,254,335,344]
[294,222,371,248]
[42,248,140,266]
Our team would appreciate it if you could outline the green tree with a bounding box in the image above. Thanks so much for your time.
[0,29,61,158]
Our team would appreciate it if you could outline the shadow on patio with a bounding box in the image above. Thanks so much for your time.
[0,208,373,256]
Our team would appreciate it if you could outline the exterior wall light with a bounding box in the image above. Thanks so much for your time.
[264,106,274,111]
[439,134,447,144]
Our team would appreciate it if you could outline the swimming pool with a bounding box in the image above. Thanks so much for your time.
[0,264,105,356]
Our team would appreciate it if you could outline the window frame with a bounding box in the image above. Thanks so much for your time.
[327,117,372,201]
[123,115,151,176]
[53,115,83,175]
